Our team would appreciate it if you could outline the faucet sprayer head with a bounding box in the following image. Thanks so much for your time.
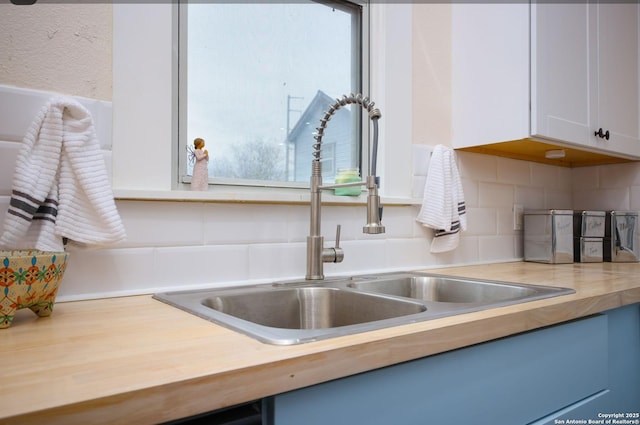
[363,175,385,234]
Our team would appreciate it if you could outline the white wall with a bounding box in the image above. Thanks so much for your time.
[0,2,112,101]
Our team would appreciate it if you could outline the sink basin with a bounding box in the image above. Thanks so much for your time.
[153,272,575,345]
[154,284,427,345]
[203,286,426,329]
[348,273,543,304]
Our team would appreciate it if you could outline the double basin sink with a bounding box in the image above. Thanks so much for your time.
[153,272,574,345]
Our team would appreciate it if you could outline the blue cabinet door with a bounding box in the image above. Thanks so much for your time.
[531,303,640,424]
[604,304,640,411]
[268,314,609,425]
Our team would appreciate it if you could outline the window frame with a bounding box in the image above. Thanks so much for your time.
[175,0,371,191]
[111,3,415,202]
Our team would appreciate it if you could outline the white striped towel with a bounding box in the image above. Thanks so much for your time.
[416,144,467,253]
[0,97,126,252]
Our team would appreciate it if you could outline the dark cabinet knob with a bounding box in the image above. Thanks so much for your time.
[594,128,610,140]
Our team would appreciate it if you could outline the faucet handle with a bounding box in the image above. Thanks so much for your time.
[326,224,344,264]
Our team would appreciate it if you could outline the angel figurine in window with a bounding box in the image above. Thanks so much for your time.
[189,137,209,191]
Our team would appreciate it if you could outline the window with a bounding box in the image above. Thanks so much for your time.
[178,0,367,188]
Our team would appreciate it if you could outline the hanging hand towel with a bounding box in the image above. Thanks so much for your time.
[416,144,467,253]
[0,97,126,252]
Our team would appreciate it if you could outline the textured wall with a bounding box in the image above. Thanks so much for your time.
[0,2,112,100]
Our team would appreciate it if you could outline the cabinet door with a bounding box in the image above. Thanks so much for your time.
[451,3,529,148]
[532,3,640,157]
[531,3,591,147]
[596,3,640,155]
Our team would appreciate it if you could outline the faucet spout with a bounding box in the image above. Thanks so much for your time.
[305,94,385,280]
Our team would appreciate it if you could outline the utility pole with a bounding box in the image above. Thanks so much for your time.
[286,95,304,181]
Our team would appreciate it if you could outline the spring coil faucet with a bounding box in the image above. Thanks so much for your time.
[306,94,385,280]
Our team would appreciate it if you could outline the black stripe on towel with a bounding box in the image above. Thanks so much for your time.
[12,190,44,206]
[7,208,33,222]
[33,205,58,223]
[9,197,38,217]
[8,191,58,224]
[435,220,461,237]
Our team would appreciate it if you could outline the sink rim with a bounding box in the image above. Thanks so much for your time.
[152,271,576,345]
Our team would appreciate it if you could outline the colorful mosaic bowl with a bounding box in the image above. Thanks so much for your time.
[0,250,69,329]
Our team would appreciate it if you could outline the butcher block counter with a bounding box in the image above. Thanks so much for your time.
[2,261,640,424]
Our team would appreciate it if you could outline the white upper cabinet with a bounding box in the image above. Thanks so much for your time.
[452,3,640,163]
[452,4,530,149]
[532,3,640,158]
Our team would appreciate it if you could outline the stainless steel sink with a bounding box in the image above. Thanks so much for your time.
[203,286,426,329]
[153,272,574,345]
[348,273,541,304]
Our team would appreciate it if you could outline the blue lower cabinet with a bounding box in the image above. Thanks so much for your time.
[604,304,640,412]
[532,303,640,424]
[267,313,611,425]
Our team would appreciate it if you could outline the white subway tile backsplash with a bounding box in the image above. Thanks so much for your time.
[497,157,531,186]
[630,185,640,210]
[513,234,524,258]
[324,239,388,274]
[530,162,571,191]
[204,204,291,245]
[0,197,8,224]
[466,207,497,236]
[285,205,312,243]
[385,238,434,270]
[574,188,629,211]
[155,244,250,287]
[478,235,516,262]
[372,205,416,239]
[7,146,636,301]
[598,162,640,189]
[319,205,362,242]
[457,151,497,182]
[461,178,478,208]
[116,200,206,247]
[57,247,156,300]
[514,186,545,209]
[478,182,514,208]
[434,236,479,266]
[0,141,20,195]
[248,242,306,280]
[496,207,517,235]
[544,190,572,210]
[571,166,599,191]
[557,167,573,191]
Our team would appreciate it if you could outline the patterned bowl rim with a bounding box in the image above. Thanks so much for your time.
[0,250,68,259]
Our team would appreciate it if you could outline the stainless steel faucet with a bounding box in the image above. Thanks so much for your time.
[306,94,385,280]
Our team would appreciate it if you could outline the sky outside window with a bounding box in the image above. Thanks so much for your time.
[185,1,356,183]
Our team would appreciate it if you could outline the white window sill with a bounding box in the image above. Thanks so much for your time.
[113,187,420,206]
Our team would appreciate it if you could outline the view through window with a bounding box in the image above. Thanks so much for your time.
[180,0,365,187]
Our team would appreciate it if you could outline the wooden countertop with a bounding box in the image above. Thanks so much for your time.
[2,262,640,425]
